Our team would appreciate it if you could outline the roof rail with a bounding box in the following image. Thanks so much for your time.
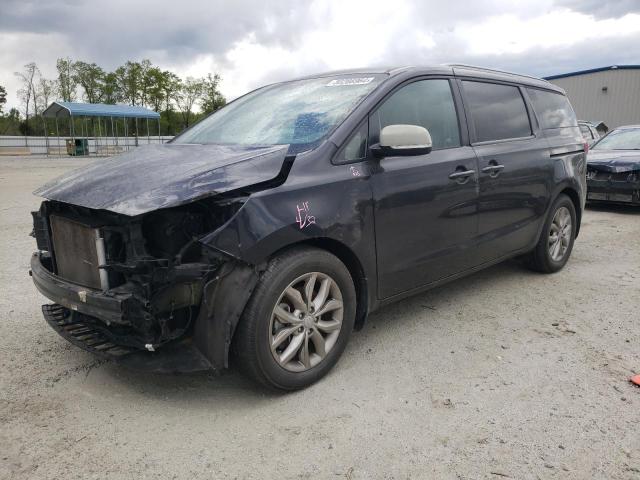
[387,66,415,75]
[444,63,547,83]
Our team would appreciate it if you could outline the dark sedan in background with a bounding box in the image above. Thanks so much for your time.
[587,125,640,205]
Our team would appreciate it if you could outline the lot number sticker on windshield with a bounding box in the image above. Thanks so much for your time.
[326,77,374,87]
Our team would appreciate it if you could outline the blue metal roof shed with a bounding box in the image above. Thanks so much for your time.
[43,101,160,119]
[42,102,162,157]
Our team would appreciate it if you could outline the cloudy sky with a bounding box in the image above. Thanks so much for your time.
[1,0,640,109]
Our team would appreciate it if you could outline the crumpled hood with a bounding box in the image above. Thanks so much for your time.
[587,149,640,173]
[34,143,289,216]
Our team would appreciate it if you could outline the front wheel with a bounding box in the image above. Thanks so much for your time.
[232,247,356,390]
[524,194,577,273]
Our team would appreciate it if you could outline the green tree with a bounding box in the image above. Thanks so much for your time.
[138,59,153,107]
[145,67,166,112]
[73,61,105,103]
[0,84,7,114]
[176,77,204,128]
[56,57,77,102]
[102,72,120,104]
[200,73,226,114]
[115,61,142,105]
[0,108,21,135]
[161,71,181,134]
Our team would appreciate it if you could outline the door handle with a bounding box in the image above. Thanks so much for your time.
[481,162,505,178]
[481,164,505,173]
[448,169,476,179]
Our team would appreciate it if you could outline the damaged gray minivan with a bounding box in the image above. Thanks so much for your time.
[30,65,586,390]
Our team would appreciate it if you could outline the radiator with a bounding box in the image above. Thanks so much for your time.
[49,215,103,289]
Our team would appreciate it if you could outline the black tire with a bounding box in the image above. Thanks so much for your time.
[232,247,356,391]
[525,194,577,273]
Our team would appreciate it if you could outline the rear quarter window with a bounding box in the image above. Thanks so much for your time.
[527,88,578,129]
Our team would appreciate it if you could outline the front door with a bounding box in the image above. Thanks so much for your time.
[370,78,480,299]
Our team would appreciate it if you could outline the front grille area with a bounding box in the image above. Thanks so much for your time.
[587,169,639,182]
[49,215,102,289]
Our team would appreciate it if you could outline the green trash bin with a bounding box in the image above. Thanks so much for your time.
[66,138,89,156]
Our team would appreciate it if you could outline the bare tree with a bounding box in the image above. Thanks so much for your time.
[14,62,40,135]
[36,77,56,113]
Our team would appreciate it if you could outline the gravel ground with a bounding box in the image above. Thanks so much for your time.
[1,156,639,480]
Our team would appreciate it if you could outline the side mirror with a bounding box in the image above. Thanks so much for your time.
[371,124,433,157]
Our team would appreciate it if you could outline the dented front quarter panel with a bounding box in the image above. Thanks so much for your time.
[200,141,378,313]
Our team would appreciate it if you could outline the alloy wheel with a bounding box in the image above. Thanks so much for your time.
[269,272,344,372]
[548,206,572,262]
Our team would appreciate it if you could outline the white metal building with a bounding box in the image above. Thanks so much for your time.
[545,65,640,129]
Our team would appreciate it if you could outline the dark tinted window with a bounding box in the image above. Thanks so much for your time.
[463,81,531,142]
[370,79,460,150]
[527,88,577,129]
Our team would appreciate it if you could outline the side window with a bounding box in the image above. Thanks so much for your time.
[370,79,461,150]
[527,88,578,129]
[334,122,367,164]
[462,81,532,142]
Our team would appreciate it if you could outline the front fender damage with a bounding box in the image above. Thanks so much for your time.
[193,260,260,370]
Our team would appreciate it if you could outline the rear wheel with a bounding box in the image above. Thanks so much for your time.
[233,247,356,390]
[525,194,576,273]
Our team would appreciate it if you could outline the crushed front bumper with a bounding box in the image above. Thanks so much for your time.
[30,252,125,324]
[42,304,213,372]
[31,252,213,372]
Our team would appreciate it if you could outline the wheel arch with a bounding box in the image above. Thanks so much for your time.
[558,186,582,237]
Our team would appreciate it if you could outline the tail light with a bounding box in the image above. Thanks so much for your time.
[583,141,589,154]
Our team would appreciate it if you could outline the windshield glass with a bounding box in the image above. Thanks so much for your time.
[593,128,640,150]
[174,74,386,151]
